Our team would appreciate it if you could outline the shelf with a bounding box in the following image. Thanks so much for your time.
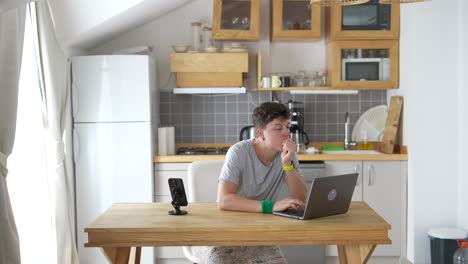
[257,86,333,91]
[256,52,334,92]
[289,90,358,94]
[173,87,246,94]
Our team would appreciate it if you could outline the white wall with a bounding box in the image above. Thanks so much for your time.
[389,1,465,263]
[89,0,326,92]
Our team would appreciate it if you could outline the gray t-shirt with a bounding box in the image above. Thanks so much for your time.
[219,139,303,201]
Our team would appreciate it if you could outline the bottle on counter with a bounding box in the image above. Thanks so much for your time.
[454,240,468,264]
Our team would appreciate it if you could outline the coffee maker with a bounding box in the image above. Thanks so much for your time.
[287,100,309,152]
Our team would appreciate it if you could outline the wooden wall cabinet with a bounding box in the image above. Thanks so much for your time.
[170,52,248,87]
[212,0,260,40]
[327,40,399,89]
[272,0,321,40]
[325,1,400,41]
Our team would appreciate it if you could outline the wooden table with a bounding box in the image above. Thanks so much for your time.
[85,202,391,264]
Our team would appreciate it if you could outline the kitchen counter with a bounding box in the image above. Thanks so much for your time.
[154,145,408,163]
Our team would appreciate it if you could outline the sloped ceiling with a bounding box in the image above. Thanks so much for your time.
[0,0,33,13]
[49,0,193,51]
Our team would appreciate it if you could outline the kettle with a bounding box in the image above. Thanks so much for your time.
[239,125,257,141]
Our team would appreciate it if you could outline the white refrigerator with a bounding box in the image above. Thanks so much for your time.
[71,55,158,264]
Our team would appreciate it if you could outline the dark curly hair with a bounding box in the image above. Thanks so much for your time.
[252,102,290,129]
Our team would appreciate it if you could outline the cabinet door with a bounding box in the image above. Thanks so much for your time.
[324,161,363,257]
[327,40,399,89]
[272,0,321,40]
[212,0,260,40]
[363,161,403,256]
[326,0,400,40]
[154,163,190,261]
[325,161,363,201]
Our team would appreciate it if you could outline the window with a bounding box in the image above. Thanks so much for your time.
[7,3,56,263]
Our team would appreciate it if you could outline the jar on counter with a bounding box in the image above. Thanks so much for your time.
[203,26,215,50]
[191,21,202,52]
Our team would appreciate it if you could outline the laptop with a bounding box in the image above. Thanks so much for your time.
[273,173,358,220]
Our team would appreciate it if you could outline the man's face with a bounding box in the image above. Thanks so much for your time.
[261,118,290,151]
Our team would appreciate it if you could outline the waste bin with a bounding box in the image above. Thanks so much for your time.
[428,228,467,264]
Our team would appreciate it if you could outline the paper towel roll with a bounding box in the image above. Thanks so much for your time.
[166,127,175,155]
[158,127,168,155]
[158,127,175,155]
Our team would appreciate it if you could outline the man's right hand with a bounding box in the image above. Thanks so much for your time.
[273,197,305,212]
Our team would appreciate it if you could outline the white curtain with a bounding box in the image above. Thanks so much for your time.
[35,1,79,263]
[0,5,26,264]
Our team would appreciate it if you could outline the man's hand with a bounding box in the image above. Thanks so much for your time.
[273,197,305,212]
[281,139,297,165]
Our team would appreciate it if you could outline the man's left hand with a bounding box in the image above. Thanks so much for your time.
[281,139,297,165]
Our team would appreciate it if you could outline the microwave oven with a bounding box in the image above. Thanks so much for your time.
[341,1,391,31]
[341,58,390,81]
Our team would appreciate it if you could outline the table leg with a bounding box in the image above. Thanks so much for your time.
[337,244,376,264]
[102,247,131,264]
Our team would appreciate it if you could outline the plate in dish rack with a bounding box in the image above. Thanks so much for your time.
[352,105,388,142]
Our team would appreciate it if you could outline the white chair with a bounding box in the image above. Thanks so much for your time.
[183,160,286,264]
[183,160,225,263]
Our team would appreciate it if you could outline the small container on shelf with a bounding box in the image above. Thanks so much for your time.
[191,21,202,52]
[203,26,218,52]
[280,73,291,87]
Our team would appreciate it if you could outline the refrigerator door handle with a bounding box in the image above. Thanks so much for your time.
[73,129,79,163]
[72,83,78,117]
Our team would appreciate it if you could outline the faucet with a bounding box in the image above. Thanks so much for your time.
[344,112,356,150]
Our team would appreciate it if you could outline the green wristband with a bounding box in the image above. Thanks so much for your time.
[261,200,275,214]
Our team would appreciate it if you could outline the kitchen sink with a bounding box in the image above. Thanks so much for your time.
[322,150,383,155]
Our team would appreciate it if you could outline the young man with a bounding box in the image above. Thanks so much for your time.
[196,102,307,264]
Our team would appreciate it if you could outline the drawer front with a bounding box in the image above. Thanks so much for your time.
[155,163,190,171]
[171,53,248,72]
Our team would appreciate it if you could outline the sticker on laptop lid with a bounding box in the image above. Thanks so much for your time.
[328,189,337,201]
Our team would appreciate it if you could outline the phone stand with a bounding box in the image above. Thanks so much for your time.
[168,200,187,215]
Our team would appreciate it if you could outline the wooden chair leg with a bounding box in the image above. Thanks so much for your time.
[129,247,142,264]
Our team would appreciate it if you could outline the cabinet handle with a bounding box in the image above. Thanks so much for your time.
[354,164,361,186]
[367,165,374,186]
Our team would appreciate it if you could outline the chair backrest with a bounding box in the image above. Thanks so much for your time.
[187,160,225,202]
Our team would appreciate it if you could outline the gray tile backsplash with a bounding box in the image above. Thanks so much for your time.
[160,90,387,143]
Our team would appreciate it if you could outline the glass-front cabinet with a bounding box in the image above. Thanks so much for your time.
[327,40,399,89]
[212,0,260,40]
[272,0,321,40]
[326,0,400,40]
